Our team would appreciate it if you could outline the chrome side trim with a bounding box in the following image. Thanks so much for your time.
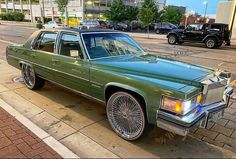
[9,55,90,82]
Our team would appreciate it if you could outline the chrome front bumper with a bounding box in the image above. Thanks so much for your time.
[156,87,234,136]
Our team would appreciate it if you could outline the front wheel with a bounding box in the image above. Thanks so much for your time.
[21,64,45,90]
[205,38,217,49]
[106,92,146,141]
[168,35,177,45]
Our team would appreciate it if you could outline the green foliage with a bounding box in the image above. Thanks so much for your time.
[56,0,69,16]
[0,12,25,21]
[104,0,139,22]
[125,6,139,21]
[138,0,158,27]
[160,6,182,25]
[104,0,126,22]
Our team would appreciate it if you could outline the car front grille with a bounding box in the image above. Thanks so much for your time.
[201,76,227,105]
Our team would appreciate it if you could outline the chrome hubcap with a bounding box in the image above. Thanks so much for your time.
[107,92,145,140]
[22,64,35,88]
[207,39,215,48]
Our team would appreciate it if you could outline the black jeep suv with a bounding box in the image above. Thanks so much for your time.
[167,23,231,49]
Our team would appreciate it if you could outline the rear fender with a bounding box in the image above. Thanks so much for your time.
[203,35,220,43]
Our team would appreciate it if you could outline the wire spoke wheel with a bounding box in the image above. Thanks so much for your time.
[22,64,36,89]
[107,92,145,140]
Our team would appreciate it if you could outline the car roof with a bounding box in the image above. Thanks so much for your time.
[41,28,119,33]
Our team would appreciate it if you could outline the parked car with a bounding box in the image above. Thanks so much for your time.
[154,22,177,34]
[167,23,231,48]
[78,20,109,30]
[6,29,233,141]
[106,21,115,29]
[114,22,131,31]
[42,21,66,29]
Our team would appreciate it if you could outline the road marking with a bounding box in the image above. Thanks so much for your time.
[0,39,17,45]
[0,99,79,158]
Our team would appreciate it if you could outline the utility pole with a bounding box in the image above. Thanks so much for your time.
[5,0,8,12]
[0,1,2,14]
[203,1,208,22]
[12,0,15,11]
[50,0,54,21]
[20,0,23,12]
[28,0,33,22]
[40,0,45,23]
[82,0,85,22]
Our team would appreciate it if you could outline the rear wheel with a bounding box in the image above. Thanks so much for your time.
[168,35,177,45]
[205,38,217,49]
[21,64,45,90]
[106,92,146,141]
[156,29,160,34]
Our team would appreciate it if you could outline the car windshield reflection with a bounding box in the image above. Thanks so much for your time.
[82,33,145,59]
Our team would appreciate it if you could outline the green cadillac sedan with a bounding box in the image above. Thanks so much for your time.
[6,28,234,140]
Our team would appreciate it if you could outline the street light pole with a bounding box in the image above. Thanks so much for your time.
[203,1,208,22]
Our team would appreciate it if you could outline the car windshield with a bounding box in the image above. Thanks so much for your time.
[82,33,145,59]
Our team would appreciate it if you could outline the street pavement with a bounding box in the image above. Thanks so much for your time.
[0,23,236,158]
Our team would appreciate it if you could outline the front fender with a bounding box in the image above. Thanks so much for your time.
[104,82,147,104]
[167,32,181,41]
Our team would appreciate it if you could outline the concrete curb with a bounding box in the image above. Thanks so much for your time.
[0,99,79,159]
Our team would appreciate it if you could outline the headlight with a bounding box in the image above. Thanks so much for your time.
[161,94,202,115]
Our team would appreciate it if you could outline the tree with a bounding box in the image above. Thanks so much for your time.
[138,0,158,37]
[104,0,126,22]
[160,6,182,25]
[56,0,69,26]
[125,6,139,21]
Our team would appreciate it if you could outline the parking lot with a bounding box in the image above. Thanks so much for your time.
[0,23,236,157]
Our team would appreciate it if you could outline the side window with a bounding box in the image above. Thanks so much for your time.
[210,25,221,31]
[59,33,84,59]
[187,24,203,31]
[34,32,57,53]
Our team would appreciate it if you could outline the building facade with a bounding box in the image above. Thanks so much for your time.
[0,0,166,24]
[216,0,236,39]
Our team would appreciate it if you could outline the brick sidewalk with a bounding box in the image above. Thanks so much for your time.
[191,97,236,152]
[0,107,62,158]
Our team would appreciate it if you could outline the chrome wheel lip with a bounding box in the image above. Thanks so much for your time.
[21,64,35,89]
[107,92,145,141]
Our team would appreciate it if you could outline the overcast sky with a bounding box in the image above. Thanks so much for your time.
[166,0,224,17]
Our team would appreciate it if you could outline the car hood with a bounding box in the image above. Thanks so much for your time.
[92,54,214,86]
[171,29,184,33]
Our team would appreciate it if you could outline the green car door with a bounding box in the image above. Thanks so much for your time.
[50,32,90,94]
[31,31,58,81]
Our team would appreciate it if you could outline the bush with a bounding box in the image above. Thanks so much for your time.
[0,12,25,21]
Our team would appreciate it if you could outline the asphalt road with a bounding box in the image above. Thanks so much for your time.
[1,24,236,82]
[0,24,236,158]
